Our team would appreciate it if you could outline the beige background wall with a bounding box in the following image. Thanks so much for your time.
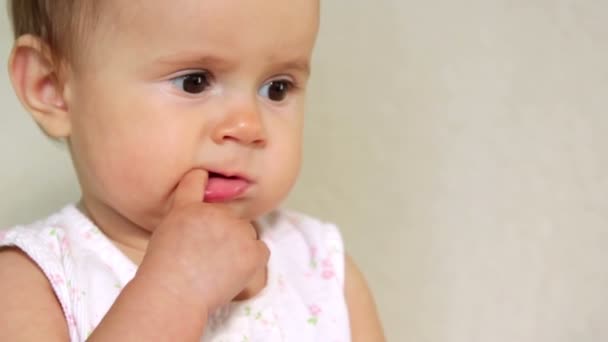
[2,1,608,341]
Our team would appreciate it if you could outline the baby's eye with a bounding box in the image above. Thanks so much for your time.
[171,72,211,94]
[259,80,293,102]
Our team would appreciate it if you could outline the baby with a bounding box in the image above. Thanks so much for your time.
[0,0,384,341]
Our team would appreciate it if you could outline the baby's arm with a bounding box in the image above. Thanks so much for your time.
[0,247,207,341]
[345,254,386,341]
[87,267,209,341]
[0,248,70,341]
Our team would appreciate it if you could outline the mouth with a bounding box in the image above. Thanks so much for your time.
[204,171,252,203]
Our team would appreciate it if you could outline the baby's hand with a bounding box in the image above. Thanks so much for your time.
[136,169,270,315]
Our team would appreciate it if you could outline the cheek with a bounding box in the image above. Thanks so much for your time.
[280,118,303,178]
[266,128,302,190]
[86,133,180,205]
[249,138,300,218]
[70,92,192,209]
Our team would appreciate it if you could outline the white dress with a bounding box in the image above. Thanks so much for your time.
[0,204,351,341]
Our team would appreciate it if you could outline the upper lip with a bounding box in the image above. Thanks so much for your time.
[206,168,253,182]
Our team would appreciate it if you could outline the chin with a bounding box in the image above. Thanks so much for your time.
[230,197,282,221]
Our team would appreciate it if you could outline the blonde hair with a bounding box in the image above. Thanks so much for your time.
[8,0,99,63]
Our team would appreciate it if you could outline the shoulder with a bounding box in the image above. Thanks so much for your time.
[344,254,386,341]
[0,247,69,340]
[0,206,79,272]
[0,205,84,341]
[260,209,347,285]
[0,204,100,266]
[259,210,353,338]
[260,209,344,251]
[260,209,345,259]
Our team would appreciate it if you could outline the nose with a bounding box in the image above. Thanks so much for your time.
[211,101,267,147]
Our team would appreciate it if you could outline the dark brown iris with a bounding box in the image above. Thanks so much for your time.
[182,73,209,94]
[267,81,289,101]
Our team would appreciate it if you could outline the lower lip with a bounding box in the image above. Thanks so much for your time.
[204,177,250,203]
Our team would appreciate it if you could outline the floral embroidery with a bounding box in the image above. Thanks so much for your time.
[306,246,319,277]
[244,306,277,328]
[67,280,86,301]
[321,257,335,280]
[308,246,337,280]
[309,246,318,269]
[83,227,102,240]
[307,304,322,325]
[65,313,76,327]
[322,269,335,279]
[61,235,70,252]
[49,273,65,286]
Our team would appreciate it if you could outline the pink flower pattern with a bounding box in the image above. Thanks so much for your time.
[1,207,349,340]
[307,304,322,325]
[321,257,336,280]
[309,305,322,316]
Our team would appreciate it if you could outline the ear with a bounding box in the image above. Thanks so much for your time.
[8,34,71,138]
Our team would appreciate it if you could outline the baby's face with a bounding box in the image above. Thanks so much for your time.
[64,0,319,230]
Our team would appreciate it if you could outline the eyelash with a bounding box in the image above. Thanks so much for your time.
[170,71,212,95]
[259,79,295,102]
[169,71,297,102]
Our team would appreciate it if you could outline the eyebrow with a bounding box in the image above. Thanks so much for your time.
[275,59,311,75]
[154,54,236,70]
[154,53,310,75]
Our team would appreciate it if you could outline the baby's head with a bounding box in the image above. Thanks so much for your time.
[8,0,319,230]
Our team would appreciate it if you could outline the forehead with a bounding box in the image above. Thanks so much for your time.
[95,0,319,64]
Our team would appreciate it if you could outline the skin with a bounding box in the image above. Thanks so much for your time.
[0,0,385,340]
